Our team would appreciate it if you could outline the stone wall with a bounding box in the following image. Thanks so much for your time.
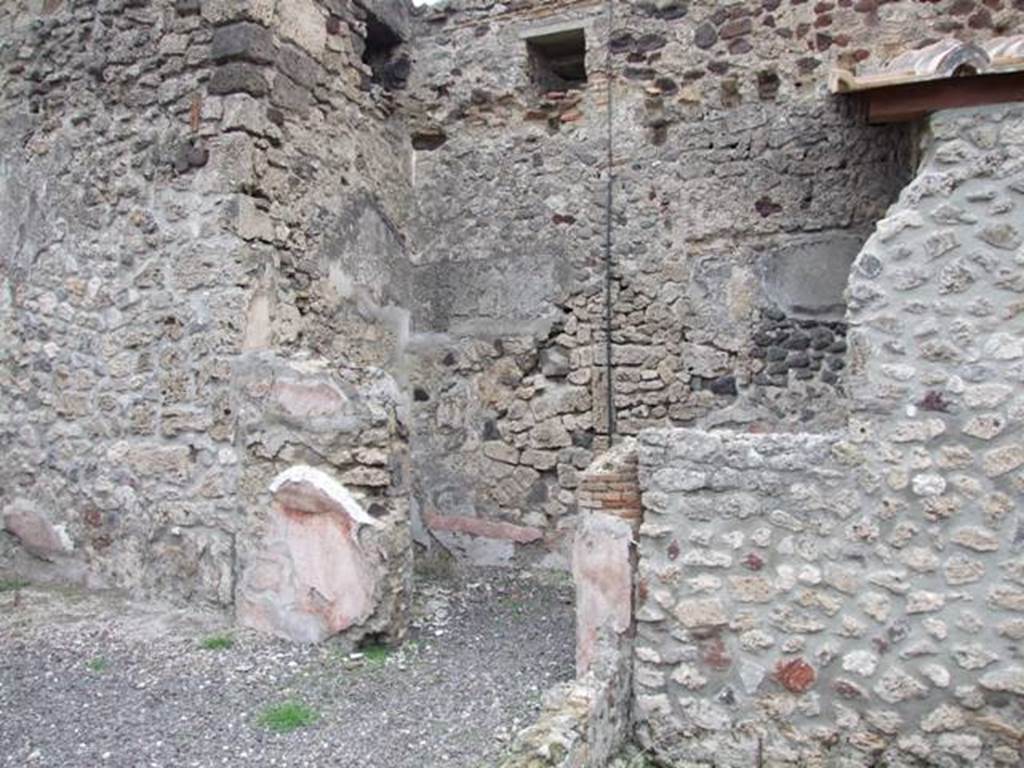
[0,0,415,637]
[629,104,1024,766]
[3,0,1024,634]
[635,429,863,764]
[400,0,1024,564]
[1,0,244,596]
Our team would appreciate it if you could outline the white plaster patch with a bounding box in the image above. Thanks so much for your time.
[54,523,74,553]
[269,465,383,529]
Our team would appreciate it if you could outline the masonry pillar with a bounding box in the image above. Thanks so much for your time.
[566,438,641,764]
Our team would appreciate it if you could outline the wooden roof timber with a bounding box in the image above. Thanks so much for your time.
[859,71,1024,124]
[829,36,1024,124]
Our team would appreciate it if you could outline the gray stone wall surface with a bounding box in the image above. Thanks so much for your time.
[632,105,1024,766]
[0,0,416,623]
[3,0,1024,612]
[400,0,1023,564]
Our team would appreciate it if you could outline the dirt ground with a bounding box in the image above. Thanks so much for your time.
[0,566,574,768]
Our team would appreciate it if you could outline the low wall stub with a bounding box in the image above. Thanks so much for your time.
[634,427,1023,767]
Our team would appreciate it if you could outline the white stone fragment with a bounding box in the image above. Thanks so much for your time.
[911,473,947,497]
[922,663,951,688]
[842,650,879,678]
[269,465,383,529]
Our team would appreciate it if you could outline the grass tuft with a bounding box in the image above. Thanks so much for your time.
[0,579,29,592]
[87,657,109,673]
[199,633,234,651]
[258,701,319,733]
[361,643,391,666]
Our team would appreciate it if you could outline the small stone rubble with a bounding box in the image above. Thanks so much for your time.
[0,566,573,768]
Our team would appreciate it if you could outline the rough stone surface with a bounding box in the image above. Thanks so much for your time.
[400,0,939,567]
[0,0,415,645]
[4,0,1024,761]
[2,498,73,562]
[631,104,1024,766]
[6,0,1022,585]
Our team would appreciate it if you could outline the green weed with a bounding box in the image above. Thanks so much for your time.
[361,643,391,666]
[199,633,234,651]
[258,701,319,732]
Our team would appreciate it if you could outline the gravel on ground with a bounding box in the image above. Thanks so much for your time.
[0,564,574,768]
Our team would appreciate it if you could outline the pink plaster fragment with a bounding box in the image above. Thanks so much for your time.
[273,379,348,419]
[2,500,70,561]
[573,514,634,675]
[237,473,379,643]
[422,510,544,544]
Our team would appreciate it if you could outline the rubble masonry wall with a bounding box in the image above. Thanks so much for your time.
[632,104,1024,766]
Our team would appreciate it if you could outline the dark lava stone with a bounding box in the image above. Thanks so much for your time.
[811,329,834,349]
[710,375,738,396]
[783,333,811,351]
[694,22,717,49]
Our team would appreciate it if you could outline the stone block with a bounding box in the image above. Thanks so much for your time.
[237,465,402,644]
[208,62,271,97]
[107,442,193,484]
[272,377,349,420]
[212,22,276,64]
[483,441,519,464]
[277,0,326,55]
[950,526,1000,552]
[2,499,73,561]
[270,74,314,114]
[422,509,543,544]
[228,195,274,241]
[983,444,1024,478]
[674,598,727,629]
[775,657,816,694]
[277,43,325,88]
[201,0,276,25]
[980,667,1024,696]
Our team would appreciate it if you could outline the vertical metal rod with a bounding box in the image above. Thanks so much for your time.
[602,0,616,444]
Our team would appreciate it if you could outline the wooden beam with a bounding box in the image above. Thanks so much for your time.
[865,72,1024,124]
